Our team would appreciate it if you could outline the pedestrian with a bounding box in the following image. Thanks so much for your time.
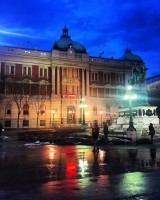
[0,122,3,136]
[92,123,100,152]
[103,122,109,145]
[149,123,155,142]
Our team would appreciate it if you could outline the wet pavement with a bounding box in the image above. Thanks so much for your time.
[0,135,160,199]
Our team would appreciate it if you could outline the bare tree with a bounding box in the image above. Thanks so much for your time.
[5,77,30,128]
[33,95,46,128]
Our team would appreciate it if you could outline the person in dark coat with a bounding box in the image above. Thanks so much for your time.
[103,122,109,145]
[149,123,155,142]
[92,123,100,152]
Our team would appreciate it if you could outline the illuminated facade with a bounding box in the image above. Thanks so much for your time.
[147,74,160,118]
[0,26,145,128]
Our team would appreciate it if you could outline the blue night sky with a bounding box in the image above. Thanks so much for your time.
[0,0,160,78]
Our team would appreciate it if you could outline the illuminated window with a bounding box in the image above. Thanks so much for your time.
[40,120,45,126]
[91,72,98,81]
[104,73,111,82]
[72,86,75,93]
[116,74,123,83]
[5,103,11,115]
[23,66,32,76]
[93,88,97,97]
[39,67,48,78]
[40,104,46,115]
[93,106,97,115]
[44,69,47,77]
[23,104,29,115]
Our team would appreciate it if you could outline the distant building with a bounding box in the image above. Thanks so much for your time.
[0,26,145,129]
[146,74,160,118]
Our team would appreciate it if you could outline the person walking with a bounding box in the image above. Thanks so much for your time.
[103,122,109,145]
[149,123,155,142]
[92,123,100,152]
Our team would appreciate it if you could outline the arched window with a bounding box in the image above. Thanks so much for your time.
[40,104,46,115]
[23,104,29,115]
[5,103,11,114]
[93,106,97,115]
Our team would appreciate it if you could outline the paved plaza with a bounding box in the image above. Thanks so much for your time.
[0,130,160,199]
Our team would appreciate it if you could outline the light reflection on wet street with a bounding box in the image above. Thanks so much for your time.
[0,137,160,199]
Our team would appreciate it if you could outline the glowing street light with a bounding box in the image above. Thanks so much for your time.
[124,85,137,139]
[52,109,55,128]
[79,98,87,128]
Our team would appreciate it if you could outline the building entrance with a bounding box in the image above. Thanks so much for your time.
[67,106,76,124]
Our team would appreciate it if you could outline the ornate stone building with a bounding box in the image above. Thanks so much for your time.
[0,26,145,129]
[147,74,160,118]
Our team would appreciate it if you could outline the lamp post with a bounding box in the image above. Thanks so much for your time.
[80,98,87,129]
[124,85,137,140]
[99,111,103,128]
[52,109,55,128]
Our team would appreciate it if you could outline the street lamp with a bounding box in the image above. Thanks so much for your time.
[79,98,87,129]
[99,111,103,127]
[52,109,55,128]
[124,85,137,140]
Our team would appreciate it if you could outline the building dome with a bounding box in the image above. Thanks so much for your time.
[52,25,87,54]
[119,49,143,62]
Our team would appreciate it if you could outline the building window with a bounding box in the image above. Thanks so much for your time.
[93,88,97,97]
[72,86,75,93]
[23,104,29,115]
[110,89,117,97]
[4,120,11,127]
[117,89,124,97]
[72,68,74,78]
[40,84,47,95]
[91,72,98,81]
[40,120,45,126]
[44,69,47,77]
[23,120,29,127]
[39,67,48,78]
[105,88,110,97]
[5,103,11,115]
[116,74,123,83]
[5,64,15,75]
[104,73,111,82]
[23,66,32,76]
[93,106,97,115]
[40,105,46,115]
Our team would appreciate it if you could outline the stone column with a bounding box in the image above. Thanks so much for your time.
[86,69,89,96]
[52,66,55,95]
[57,67,60,95]
[82,69,85,97]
